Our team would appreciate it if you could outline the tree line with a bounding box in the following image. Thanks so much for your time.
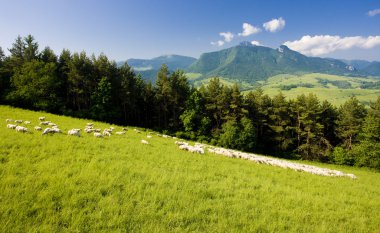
[0,35,379,170]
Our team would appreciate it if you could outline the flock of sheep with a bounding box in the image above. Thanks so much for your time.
[174,140,357,179]
[5,117,153,145]
[5,116,357,179]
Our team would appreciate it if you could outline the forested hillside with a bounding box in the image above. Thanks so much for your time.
[0,35,379,169]
[188,42,368,82]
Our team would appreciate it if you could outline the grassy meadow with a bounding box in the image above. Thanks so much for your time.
[189,73,380,106]
[1,105,380,232]
[260,73,380,106]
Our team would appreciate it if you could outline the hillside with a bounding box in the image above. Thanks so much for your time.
[1,105,380,232]
[188,42,366,83]
[120,55,196,82]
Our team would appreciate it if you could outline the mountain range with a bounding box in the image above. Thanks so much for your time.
[121,42,380,83]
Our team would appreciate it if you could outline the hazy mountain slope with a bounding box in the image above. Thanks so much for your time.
[120,55,196,82]
[188,42,363,83]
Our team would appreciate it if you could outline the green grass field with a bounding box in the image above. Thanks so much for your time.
[251,73,380,106]
[1,105,380,232]
[191,73,380,106]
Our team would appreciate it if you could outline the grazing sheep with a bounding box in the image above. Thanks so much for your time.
[15,120,23,124]
[87,123,94,126]
[68,129,80,137]
[115,131,126,135]
[94,132,103,138]
[42,128,52,135]
[175,141,189,146]
[103,130,111,137]
[40,121,50,125]
[34,126,42,131]
[6,119,13,122]
[24,121,31,124]
[147,135,152,139]
[15,125,28,133]
[110,127,114,130]
[48,122,57,127]
[7,124,17,129]
[94,128,101,133]
[85,128,94,133]
[104,128,113,133]
[134,129,141,133]
[39,116,45,121]
[51,127,62,133]
[162,134,169,138]
[141,139,149,144]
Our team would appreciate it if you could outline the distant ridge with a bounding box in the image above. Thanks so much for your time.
[188,42,368,83]
[118,55,196,82]
[120,42,380,82]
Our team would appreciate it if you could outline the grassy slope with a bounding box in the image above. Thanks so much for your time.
[188,73,380,106]
[1,105,380,232]
[259,73,380,105]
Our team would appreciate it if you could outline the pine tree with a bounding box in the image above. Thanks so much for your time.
[23,35,39,62]
[155,64,171,129]
[336,96,367,150]
[267,92,295,154]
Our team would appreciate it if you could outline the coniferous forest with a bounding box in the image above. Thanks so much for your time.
[1,35,379,170]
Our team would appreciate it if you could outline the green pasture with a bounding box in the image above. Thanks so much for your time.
[1,105,379,232]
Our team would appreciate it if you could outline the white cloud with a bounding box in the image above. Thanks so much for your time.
[251,40,261,46]
[368,8,380,16]
[283,35,380,56]
[238,23,261,36]
[211,40,225,46]
[263,17,285,33]
[219,32,234,42]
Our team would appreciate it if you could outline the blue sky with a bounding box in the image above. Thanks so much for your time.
[1,0,380,61]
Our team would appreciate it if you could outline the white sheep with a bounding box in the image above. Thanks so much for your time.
[103,130,111,137]
[134,129,141,133]
[94,129,101,133]
[87,122,94,126]
[48,122,57,127]
[94,132,103,138]
[141,139,149,144]
[115,131,126,135]
[42,128,52,135]
[104,128,113,133]
[6,119,13,122]
[34,126,42,131]
[15,120,23,124]
[68,129,81,137]
[15,125,28,133]
[51,127,61,133]
[175,141,188,146]
[24,121,31,124]
[85,128,94,133]
[147,135,152,139]
[39,116,45,121]
[40,121,50,125]
[7,124,17,129]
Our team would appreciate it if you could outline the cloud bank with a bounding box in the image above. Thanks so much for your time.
[251,40,261,46]
[263,17,285,32]
[211,40,225,46]
[283,35,380,56]
[219,32,234,42]
[368,8,380,16]
[238,23,261,36]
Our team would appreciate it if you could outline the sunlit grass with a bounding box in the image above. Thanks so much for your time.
[1,105,380,232]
